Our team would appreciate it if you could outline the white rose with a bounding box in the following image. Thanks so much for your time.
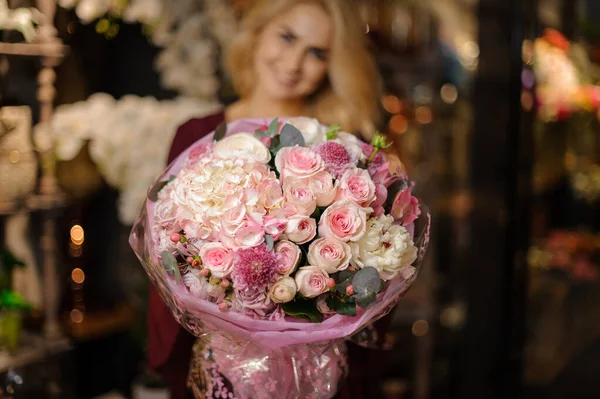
[183,272,209,299]
[333,132,365,162]
[214,133,271,163]
[307,237,352,274]
[294,266,329,298]
[286,117,327,145]
[207,281,226,301]
[349,215,418,281]
[269,277,297,303]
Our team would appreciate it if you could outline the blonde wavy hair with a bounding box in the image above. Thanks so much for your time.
[227,0,382,138]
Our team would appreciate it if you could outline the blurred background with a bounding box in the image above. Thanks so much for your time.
[0,0,599,398]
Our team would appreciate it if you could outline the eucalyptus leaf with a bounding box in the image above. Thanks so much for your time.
[326,296,357,317]
[270,135,281,154]
[282,298,323,323]
[336,270,357,284]
[279,124,305,148]
[352,267,383,295]
[255,129,268,137]
[266,118,279,137]
[355,291,377,309]
[161,251,181,284]
[265,235,275,251]
[214,121,227,141]
[148,180,169,202]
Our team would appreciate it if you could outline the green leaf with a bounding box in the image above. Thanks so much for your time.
[161,251,181,284]
[148,180,169,202]
[334,269,357,294]
[355,291,377,309]
[266,118,279,137]
[326,124,341,140]
[335,270,357,284]
[265,235,275,251]
[326,296,357,317]
[270,135,281,154]
[0,290,31,309]
[214,121,227,141]
[282,298,323,323]
[353,267,383,295]
[255,129,268,137]
[279,123,305,148]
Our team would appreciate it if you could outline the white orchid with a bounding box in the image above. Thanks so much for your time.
[39,93,220,225]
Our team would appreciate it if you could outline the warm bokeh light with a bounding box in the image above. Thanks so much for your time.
[440,83,458,104]
[71,268,85,284]
[70,225,84,245]
[521,90,534,111]
[382,94,403,114]
[389,115,408,134]
[70,309,84,324]
[412,320,429,337]
[415,106,433,124]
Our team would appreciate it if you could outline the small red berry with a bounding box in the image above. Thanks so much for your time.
[326,278,336,289]
[218,302,229,312]
[346,285,355,295]
[192,259,201,268]
[200,268,210,277]
[170,232,181,242]
[186,256,194,264]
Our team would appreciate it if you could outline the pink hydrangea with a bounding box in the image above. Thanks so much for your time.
[186,142,214,167]
[313,141,355,178]
[232,245,280,290]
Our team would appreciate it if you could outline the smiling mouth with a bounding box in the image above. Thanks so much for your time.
[275,76,299,88]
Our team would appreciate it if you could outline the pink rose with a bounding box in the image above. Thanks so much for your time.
[336,168,377,207]
[390,188,421,226]
[199,242,234,278]
[275,146,324,181]
[284,216,317,244]
[282,177,316,216]
[307,237,351,274]
[319,200,370,242]
[294,266,329,298]
[308,171,337,207]
[274,240,301,275]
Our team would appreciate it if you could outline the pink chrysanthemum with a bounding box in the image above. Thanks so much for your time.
[232,246,280,290]
[314,141,355,178]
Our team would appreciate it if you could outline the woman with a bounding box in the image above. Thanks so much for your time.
[148,0,383,397]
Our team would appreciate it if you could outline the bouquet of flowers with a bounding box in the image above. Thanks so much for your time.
[130,117,430,399]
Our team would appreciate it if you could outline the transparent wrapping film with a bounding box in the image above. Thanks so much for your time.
[129,118,431,398]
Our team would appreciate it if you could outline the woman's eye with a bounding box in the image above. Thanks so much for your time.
[280,32,295,43]
[310,48,327,61]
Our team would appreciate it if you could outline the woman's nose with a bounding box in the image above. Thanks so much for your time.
[280,47,303,75]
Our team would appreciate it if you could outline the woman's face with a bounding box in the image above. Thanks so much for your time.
[253,3,332,101]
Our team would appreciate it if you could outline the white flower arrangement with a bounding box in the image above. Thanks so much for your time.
[34,93,221,225]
